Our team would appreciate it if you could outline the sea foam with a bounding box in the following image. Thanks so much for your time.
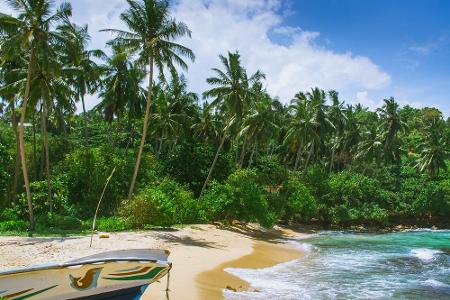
[410,248,443,262]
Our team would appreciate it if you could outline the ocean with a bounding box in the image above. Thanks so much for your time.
[224,230,450,299]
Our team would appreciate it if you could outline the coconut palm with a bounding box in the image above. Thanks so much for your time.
[378,97,405,164]
[96,46,145,123]
[240,92,278,167]
[56,21,105,146]
[0,0,72,228]
[327,90,347,173]
[200,51,265,196]
[103,0,195,201]
[415,109,448,178]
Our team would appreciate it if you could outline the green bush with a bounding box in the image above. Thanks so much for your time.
[36,213,82,230]
[60,146,160,217]
[95,217,132,232]
[120,178,198,227]
[326,171,390,207]
[0,220,28,232]
[17,175,73,218]
[0,207,19,221]
[254,155,288,187]
[164,142,234,195]
[200,169,276,228]
[0,141,12,202]
[281,176,318,222]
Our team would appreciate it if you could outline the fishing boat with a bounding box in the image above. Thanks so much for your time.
[0,249,171,300]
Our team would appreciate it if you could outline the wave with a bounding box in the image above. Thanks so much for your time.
[410,248,443,262]
[423,279,450,288]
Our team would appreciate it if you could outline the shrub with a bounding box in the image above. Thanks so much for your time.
[281,176,318,222]
[164,142,234,195]
[60,146,159,217]
[326,171,389,207]
[0,208,19,221]
[17,175,73,218]
[200,169,276,228]
[0,220,28,232]
[95,217,132,232]
[120,178,198,227]
[36,213,82,231]
[0,141,12,202]
[254,155,288,187]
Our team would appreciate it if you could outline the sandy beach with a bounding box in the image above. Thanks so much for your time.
[0,224,308,299]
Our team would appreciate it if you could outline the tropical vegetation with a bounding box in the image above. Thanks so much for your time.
[0,0,449,234]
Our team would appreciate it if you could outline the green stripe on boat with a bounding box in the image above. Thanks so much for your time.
[103,267,165,281]
[15,285,58,300]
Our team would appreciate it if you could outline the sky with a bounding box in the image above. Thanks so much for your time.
[1,0,449,116]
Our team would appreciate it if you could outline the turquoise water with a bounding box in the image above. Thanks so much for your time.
[225,230,450,299]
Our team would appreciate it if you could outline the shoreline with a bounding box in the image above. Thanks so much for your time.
[196,238,305,299]
[0,224,309,300]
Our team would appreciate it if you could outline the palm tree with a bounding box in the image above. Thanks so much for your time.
[327,90,346,173]
[103,0,195,201]
[191,102,220,144]
[0,0,72,228]
[240,92,278,167]
[200,51,264,196]
[96,46,145,123]
[415,109,448,178]
[378,97,405,164]
[284,93,308,171]
[57,21,105,146]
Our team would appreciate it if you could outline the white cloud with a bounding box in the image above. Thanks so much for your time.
[171,0,391,103]
[1,0,391,109]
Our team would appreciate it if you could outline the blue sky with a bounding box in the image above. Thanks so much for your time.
[1,0,449,116]
[280,0,450,115]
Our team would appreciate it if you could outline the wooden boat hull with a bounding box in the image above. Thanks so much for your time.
[0,249,171,300]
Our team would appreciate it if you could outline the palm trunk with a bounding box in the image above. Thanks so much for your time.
[11,99,20,204]
[43,100,52,212]
[32,110,37,179]
[200,128,228,197]
[39,104,45,179]
[19,46,36,229]
[238,135,248,167]
[248,144,256,168]
[81,94,89,147]
[294,143,302,171]
[305,143,314,169]
[127,54,154,201]
[329,146,335,174]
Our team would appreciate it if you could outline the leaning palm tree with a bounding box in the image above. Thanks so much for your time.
[200,51,265,196]
[103,0,194,201]
[0,0,72,228]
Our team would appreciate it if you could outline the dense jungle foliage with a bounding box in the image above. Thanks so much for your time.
[0,0,449,233]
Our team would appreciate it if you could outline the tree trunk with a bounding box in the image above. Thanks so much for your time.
[127,54,154,201]
[238,135,248,167]
[19,46,36,229]
[200,128,228,198]
[32,109,37,179]
[81,94,89,147]
[42,100,52,212]
[248,144,256,168]
[305,143,314,169]
[329,146,335,174]
[11,99,20,204]
[294,143,302,171]
[39,104,44,180]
